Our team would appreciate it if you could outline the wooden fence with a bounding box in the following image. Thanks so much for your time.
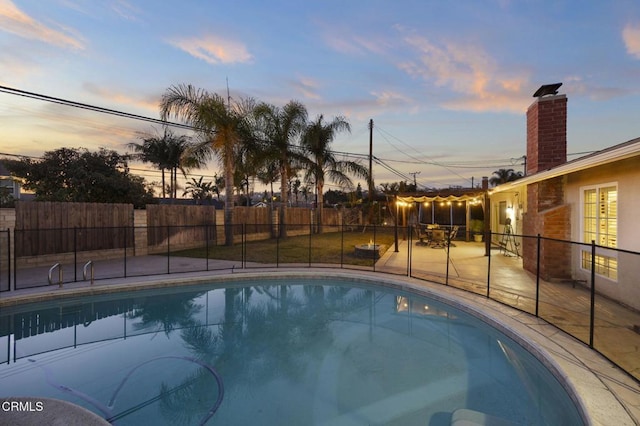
[146,204,216,251]
[14,202,133,257]
[233,206,272,237]
[10,202,362,260]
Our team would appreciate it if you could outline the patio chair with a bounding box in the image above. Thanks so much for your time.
[429,229,446,248]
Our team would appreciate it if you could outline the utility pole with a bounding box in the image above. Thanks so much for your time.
[409,171,420,193]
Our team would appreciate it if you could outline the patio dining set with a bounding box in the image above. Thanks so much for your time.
[415,224,459,249]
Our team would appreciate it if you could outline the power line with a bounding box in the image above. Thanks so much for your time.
[374,125,527,169]
[372,156,414,183]
[1,85,555,189]
[374,125,472,185]
[0,85,193,131]
[0,85,504,169]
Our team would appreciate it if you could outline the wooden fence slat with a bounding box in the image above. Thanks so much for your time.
[14,202,357,257]
[15,201,133,256]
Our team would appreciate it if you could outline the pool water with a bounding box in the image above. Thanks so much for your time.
[0,277,584,425]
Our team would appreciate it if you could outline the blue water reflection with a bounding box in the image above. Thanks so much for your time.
[0,278,583,425]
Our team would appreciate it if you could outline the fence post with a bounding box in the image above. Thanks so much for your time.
[394,198,399,253]
[243,223,246,269]
[340,222,344,268]
[407,225,412,277]
[589,240,596,348]
[7,228,12,292]
[535,234,541,317]
[13,229,17,290]
[445,228,451,285]
[124,226,128,278]
[373,224,377,272]
[166,225,170,274]
[486,236,491,297]
[73,227,78,282]
[308,223,312,267]
[206,224,210,271]
[406,226,410,277]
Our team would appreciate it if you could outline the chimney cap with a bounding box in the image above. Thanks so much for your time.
[533,83,562,98]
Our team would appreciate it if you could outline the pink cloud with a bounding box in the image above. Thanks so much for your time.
[0,0,84,50]
[82,82,160,113]
[289,76,322,100]
[168,34,253,65]
[398,34,531,113]
[622,23,640,59]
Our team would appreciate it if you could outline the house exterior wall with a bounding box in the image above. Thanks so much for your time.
[565,157,640,309]
[521,177,572,280]
[0,208,16,272]
[0,177,21,200]
[494,87,640,308]
[488,188,525,250]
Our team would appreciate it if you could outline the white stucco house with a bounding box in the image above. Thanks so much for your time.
[0,161,22,204]
[490,85,640,310]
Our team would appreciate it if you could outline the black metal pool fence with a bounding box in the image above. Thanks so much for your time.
[0,224,639,383]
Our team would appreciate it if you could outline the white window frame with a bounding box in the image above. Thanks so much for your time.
[579,182,618,281]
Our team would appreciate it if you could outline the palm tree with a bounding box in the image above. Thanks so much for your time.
[257,161,280,206]
[128,133,165,198]
[254,101,308,238]
[128,129,195,200]
[182,176,214,204]
[301,114,369,232]
[489,168,523,187]
[233,132,265,206]
[291,177,301,206]
[212,173,224,200]
[160,84,255,245]
[167,134,202,200]
[300,185,311,205]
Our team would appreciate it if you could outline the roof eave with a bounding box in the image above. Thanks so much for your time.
[490,138,640,194]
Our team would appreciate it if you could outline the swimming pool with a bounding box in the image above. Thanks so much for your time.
[0,275,584,425]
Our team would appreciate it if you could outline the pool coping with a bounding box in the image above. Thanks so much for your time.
[1,268,639,425]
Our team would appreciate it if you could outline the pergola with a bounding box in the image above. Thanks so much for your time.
[396,193,485,204]
[392,191,489,253]
[396,192,486,225]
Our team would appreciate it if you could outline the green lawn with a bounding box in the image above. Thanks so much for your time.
[174,227,397,266]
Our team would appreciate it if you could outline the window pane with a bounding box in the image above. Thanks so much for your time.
[600,187,617,248]
[582,186,617,279]
[581,251,618,280]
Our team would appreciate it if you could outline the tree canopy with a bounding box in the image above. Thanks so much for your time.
[301,114,368,231]
[2,147,154,208]
[254,100,308,237]
[489,168,523,187]
[128,129,203,200]
[160,83,256,245]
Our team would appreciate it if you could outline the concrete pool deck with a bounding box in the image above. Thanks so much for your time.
[0,241,639,425]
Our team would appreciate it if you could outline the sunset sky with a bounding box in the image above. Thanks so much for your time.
[1,0,640,195]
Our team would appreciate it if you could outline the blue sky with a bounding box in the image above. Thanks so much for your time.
[1,0,640,193]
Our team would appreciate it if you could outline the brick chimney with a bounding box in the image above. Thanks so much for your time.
[522,84,571,281]
[526,89,567,175]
